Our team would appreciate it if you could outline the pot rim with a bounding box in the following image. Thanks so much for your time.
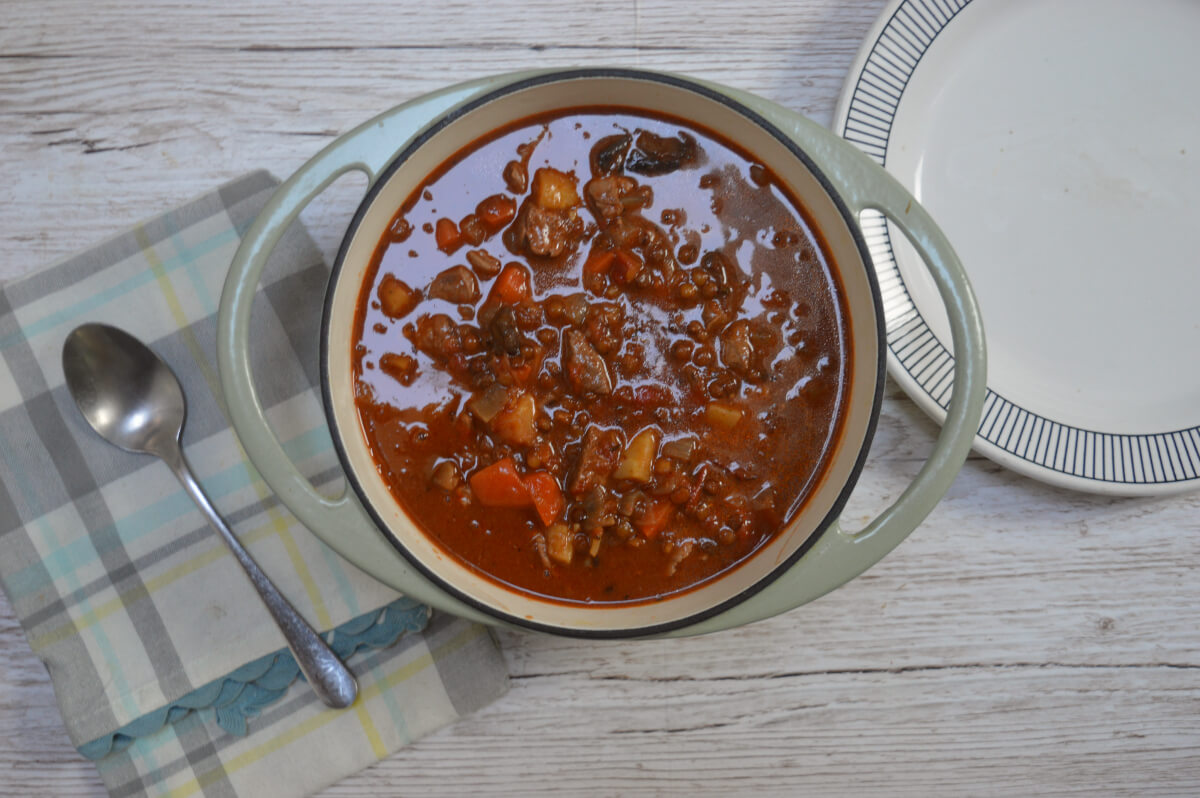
[320,67,886,637]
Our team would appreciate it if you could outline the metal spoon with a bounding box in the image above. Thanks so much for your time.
[62,322,358,709]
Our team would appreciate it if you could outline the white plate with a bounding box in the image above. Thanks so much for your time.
[834,0,1200,495]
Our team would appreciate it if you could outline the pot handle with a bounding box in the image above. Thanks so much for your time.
[674,91,987,635]
[216,76,505,619]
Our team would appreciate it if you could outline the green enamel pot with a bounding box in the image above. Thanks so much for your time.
[216,68,986,638]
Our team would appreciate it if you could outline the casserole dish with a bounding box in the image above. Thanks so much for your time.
[217,69,986,637]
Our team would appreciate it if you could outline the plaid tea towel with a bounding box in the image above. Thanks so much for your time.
[0,171,508,797]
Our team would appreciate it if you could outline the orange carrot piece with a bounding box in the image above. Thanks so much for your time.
[525,471,565,526]
[458,213,486,246]
[476,194,517,232]
[490,262,531,304]
[506,357,536,385]
[634,499,674,539]
[583,249,616,277]
[435,218,462,253]
[469,457,531,508]
[611,249,644,283]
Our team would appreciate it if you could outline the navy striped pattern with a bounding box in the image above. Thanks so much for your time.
[838,0,1200,487]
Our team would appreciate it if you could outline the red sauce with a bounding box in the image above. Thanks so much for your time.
[351,107,850,604]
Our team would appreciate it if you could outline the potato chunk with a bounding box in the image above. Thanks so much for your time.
[546,523,574,565]
[612,428,660,483]
[704,401,744,429]
[377,274,420,319]
[532,167,580,210]
[492,392,537,447]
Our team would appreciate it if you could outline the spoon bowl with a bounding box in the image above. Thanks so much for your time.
[62,322,358,709]
[63,324,185,458]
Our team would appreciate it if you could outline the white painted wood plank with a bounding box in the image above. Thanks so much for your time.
[3,1,1199,796]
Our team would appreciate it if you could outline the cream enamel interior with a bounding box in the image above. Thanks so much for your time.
[325,74,881,631]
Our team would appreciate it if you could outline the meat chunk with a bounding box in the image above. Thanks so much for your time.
[562,329,613,396]
[719,319,780,382]
[510,202,584,258]
[413,314,463,361]
[467,383,510,423]
[569,427,623,496]
[488,304,524,356]
[503,160,528,194]
[719,320,755,376]
[429,265,480,305]
[583,302,624,356]
[599,216,670,265]
[584,175,639,224]
[466,249,502,278]
[507,168,584,259]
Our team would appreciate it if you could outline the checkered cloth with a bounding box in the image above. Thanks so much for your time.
[0,171,508,797]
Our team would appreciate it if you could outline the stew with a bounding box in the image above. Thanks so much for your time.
[351,107,851,604]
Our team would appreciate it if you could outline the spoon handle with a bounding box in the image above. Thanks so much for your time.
[164,449,359,709]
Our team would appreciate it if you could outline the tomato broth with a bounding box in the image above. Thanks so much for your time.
[351,107,851,604]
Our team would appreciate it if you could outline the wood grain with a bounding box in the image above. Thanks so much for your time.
[3,1,1199,796]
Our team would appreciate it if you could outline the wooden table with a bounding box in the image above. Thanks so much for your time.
[3,1,1198,795]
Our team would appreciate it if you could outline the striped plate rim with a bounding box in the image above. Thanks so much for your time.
[832,0,1200,495]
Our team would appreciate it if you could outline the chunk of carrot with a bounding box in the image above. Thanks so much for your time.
[525,471,566,526]
[490,262,531,304]
[476,194,517,232]
[506,357,536,385]
[634,499,674,539]
[469,457,531,508]
[582,249,616,277]
[458,213,486,246]
[435,218,462,253]
[611,249,644,284]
